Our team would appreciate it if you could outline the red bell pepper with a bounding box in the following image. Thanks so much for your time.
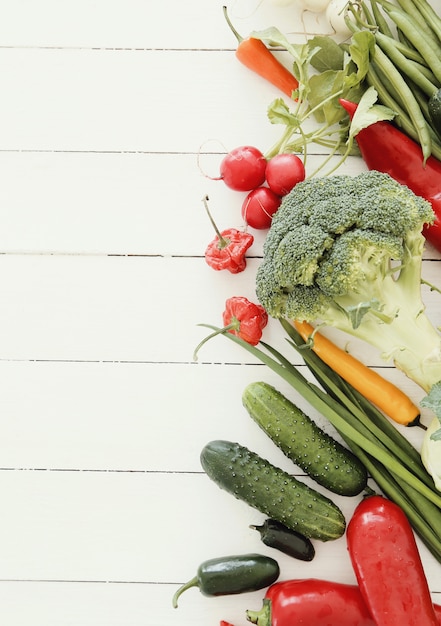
[339,98,441,252]
[347,495,438,626]
[246,578,441,626]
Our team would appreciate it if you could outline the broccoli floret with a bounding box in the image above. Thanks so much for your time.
[256,170,441,391]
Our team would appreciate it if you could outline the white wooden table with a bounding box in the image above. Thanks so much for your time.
[0,1,439,624]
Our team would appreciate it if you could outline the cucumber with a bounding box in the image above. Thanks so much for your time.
[200,439,346,542]
[242,381,367,496]
[428,88,441,135]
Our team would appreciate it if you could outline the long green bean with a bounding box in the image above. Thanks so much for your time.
[385,7,441,82]
[375,31,437,97]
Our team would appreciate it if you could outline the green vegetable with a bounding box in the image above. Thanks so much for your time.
[200,439,346,542]
[172,553,279,608]
[428,88,441,134]
[195,324,441,561]
[242,381,367,496]
[250,518,315,561]
[255,170,441,394]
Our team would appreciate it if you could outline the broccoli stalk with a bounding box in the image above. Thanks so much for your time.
[255,171,441,475]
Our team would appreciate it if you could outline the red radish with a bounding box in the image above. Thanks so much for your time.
[220,146,267,191]
[266,153,306,196]
[242,186,281,229]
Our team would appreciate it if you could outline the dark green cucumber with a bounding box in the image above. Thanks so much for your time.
[200,439,346,542]
[242,381,367,496]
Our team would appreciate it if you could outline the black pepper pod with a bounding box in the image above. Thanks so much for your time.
[172,553,280,608]
[250,518,315,561]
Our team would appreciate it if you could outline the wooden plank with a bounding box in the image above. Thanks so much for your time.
[0,47,291,153]
[0,254,439,364]
[0,151,367,255]
[0,360,427,472]
[0,0,333,49]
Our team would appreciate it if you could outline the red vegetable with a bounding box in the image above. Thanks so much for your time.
[246,579,376,625]
[246,578,441,625]
[265,153,305,196]
[339,98,441,251]
[222,296,268,345]
[220,622,235,626]
[220,146,267,192]
[203,196,254,274]
[223,6,299,99]
[347,495,438,626]
[241,187,281,230]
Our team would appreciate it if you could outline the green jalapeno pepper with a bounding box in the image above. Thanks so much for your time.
[172,553,280,608]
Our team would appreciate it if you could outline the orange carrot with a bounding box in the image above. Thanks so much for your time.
[293,320,421,426]
[223,6,299,99]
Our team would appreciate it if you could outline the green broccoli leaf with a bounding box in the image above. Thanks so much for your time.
[346,300,378,328]
[421,382,441,439]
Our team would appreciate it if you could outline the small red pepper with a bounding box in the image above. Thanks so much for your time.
[220,622,235,626]
[246,578,441,625]
[193,296,268,361]
[222,296,268,345]
[203,196,254,274]
[339,98,441,252]
[223,6,299,99]
[347,495,438,626]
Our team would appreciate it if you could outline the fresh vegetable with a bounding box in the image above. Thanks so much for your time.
[200,439,346,541]
[293,320,421,426]
[250,518,315,561]
[223,6,299,99]
[220,622,235,626]
[222,297,268,345]
[326,0,353,38]
[241,187,281,230]
[265,153,305,196]
[194,297,268,360]
[246,579,376,625]
[421,382,441,488]
[242,380,367,495]
[203,196,254,274]
[219,146,267,192]
[254,170,441,395]
[428,88,441,134]
[196,322,441,560]
[246,578,441,625]
[347,495,438,625]
[172,553,280,608]
[340,98,441,251]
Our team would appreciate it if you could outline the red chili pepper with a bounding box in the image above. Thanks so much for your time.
[246,578,441,626]
[222,296,268,345]
[339,98,441,252]
[347,495,438,626]
[223,6,299,99]
[203,196,254,274]
[220,622,235,626]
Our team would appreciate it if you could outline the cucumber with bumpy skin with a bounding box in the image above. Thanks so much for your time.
[242,381,367,496]
[200,439,346,542]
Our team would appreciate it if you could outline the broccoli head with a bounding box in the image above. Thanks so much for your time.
[256,170,441,391]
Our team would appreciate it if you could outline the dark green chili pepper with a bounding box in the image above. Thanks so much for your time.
[172,553,280,608]
[250,518,315,561]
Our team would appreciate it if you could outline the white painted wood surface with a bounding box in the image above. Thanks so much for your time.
[0,1,440,624]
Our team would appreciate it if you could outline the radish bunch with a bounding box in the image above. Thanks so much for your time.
[219,146,305,229]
